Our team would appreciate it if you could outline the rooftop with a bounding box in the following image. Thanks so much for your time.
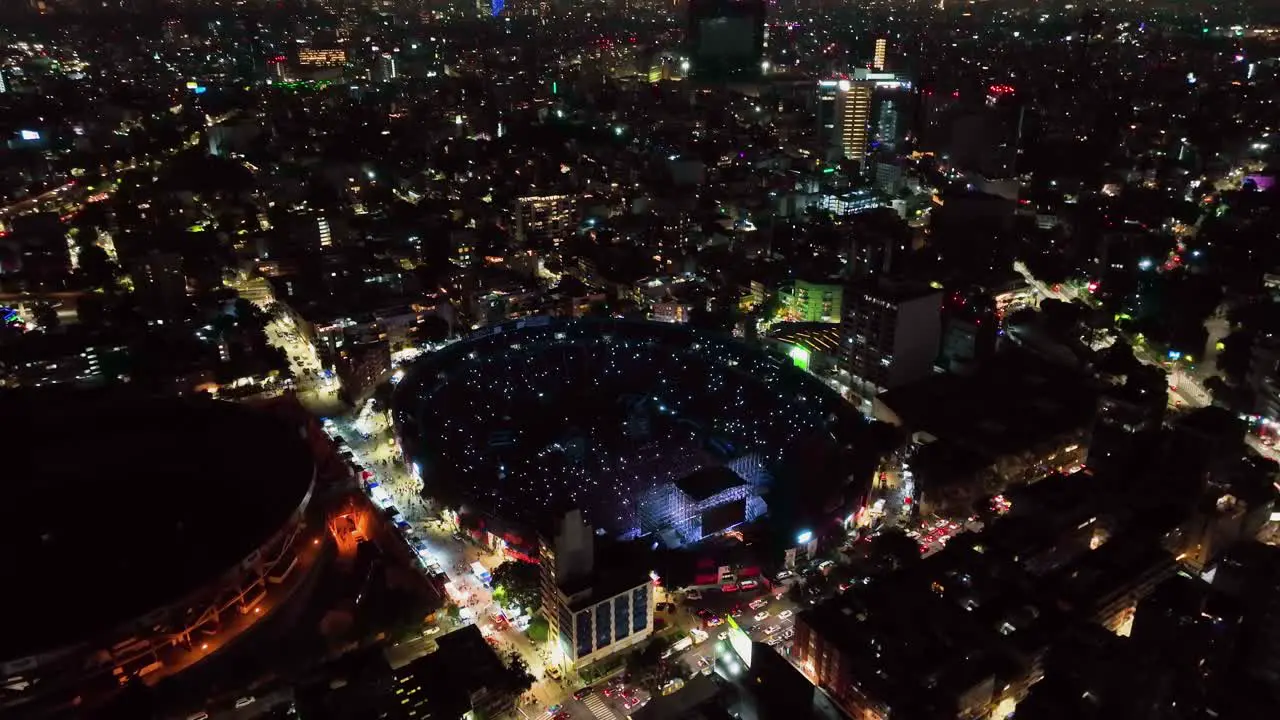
[0,389,315,661]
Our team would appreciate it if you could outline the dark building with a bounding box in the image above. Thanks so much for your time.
[0,213,70,291]
[1085,364,1166,480]
[839,279,941,395]
[746,639,814,719]
[335,335,390,403]
[686,0,766,82]
[127,250,188,319]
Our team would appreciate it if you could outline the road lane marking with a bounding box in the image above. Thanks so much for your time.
[581,693,618,720]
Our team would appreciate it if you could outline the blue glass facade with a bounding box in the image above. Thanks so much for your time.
[632,586,649,633]
[614,595,631,641]
[594,603,612,651]
[575,610,593,658]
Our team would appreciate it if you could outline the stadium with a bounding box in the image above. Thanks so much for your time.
[0,392,316,712]
[392,317,863,553]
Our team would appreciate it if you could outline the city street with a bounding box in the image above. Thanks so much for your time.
[324,414,577,716]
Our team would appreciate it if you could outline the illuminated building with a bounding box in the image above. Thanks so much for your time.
[297,48,346,67]
[817,188,883,216]
[513,194,575,248]
[783,279,843,323]
[540,510,654,671]
[316,217,332,248]
[873,37,887,71]
[687,0,766,81]
[817,79,873,164]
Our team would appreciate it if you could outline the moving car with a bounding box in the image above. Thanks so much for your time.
[573,686,595,700]
[234,697,256,709]
[739,579,759,591]
[748,598,768,610]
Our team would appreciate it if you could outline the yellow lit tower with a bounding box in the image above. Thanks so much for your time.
[836,79,873,166]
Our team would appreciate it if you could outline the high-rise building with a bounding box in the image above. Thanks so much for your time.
[1086,365,1166,480]
[817,78,874,165]
[873,37,887,71]
[513,194,575,249]
[839,279,941,395]
[541,510,654,671]
[686,0,766,81]
[374,52,397,82]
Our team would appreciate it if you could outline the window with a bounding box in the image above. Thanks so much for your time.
[615,595,631,641]
[632,586,649,633]
[576,611,593,658]
[595,602,612,650]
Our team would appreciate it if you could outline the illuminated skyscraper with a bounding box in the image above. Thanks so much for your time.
[835,80,873,164]
[873,37,887,71]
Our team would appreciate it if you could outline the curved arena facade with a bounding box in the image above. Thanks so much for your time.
[393,317,857,547]
[0,393,316,713]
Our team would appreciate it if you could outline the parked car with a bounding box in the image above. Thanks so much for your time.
[234,697,256,709]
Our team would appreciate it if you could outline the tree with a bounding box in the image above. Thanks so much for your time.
[502,651,536,696]
[1217,329,1255,385]
[490,560,542,614]
[527,615,549,644]
[627,635,670,678]
[29,300,59,331]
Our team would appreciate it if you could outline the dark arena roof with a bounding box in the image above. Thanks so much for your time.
[0,391,316,662]
[393,317,862,542]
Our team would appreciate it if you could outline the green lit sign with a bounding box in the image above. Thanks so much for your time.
[788,345,811,371]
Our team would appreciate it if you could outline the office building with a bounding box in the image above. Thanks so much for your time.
[839,279,941,394]
[873,37,887,71]
[389,625,517,719]
[817,78,873,165]
[687,0,766,81]
[335,336,390,403]
[784,279,843,323]
[374,53,397,82]
[297,48,346,67]
[541,510,654,671]
[513,194,575,249]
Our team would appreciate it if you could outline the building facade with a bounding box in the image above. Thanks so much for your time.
[514,194,576,249]
[840,280,942,395]
[541,511,654,670]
